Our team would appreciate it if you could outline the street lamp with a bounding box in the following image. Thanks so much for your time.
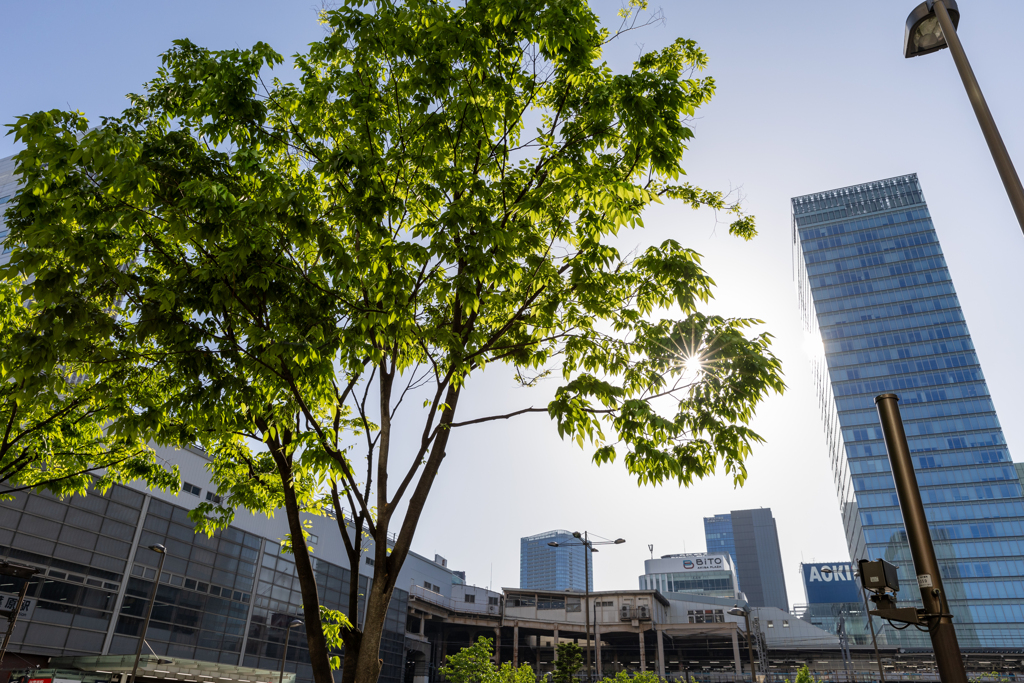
[130,544,167,683]
[904,0,1024,233]
[279,618,303,683]
[548,532,625,683]
[727,605,756,682]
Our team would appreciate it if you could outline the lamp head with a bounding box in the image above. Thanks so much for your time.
[614,538,625,544]
[905,0,960,58]
[289,619,304,628]
[150,544,166,554]
[548,541,559,547]
[727,605,747,617]
[572,531,582,539]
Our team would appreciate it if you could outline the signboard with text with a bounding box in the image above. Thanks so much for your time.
[674,554,729,573]
[802,562,862,604]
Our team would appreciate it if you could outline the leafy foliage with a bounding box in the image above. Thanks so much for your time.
[794,664,815,683]
[439,637,502,683]
[0,277,179,498]
[2,0,784,682]
[599,672,665,683]
[552,642,583,683]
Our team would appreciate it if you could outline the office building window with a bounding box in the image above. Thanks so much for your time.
[182,482,201,496]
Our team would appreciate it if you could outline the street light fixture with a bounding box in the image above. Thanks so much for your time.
[279,619,304,683]
[904,0,1024,233]
[547,532,625,682]
[130,544,167,683]
[727,605,757,682]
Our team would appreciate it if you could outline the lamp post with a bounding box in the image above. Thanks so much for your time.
[279,618,304,683]
[129,544,167,683]
[904,0,1024,234]
[548,532,625,683]
[727,605,756,682]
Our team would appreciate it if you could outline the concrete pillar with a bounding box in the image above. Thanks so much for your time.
[595,620,603,678]
[638,628,646,672]
[732,629,742,675]
[513,624,519,668]
[412,652,430,683]
[419,614,426,637]
[656,628,665,678]
[494,627,501,664]
[553,626,559,661]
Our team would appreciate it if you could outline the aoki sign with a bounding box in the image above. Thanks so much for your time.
[802,562,862,604]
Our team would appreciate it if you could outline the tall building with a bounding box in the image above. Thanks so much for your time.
[703,514,737,570]
[703,509,789,611]
[0,154,17,266]
[519,530,592,592]
[793,174,1024,648]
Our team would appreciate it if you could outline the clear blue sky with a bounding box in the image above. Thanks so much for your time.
[3,0,1024,606]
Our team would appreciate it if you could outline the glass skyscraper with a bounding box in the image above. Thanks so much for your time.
[793,174,1024,649]
[703,514,737,569]
[519,530,593,592]
[0,154,17,266]
[704,509,789,611]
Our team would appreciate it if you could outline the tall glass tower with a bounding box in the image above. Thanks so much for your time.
[519,530,593,592]
[704,514,737,569]
[705,509,790,610]
[793,174,1024,649]
[0,154,17,266]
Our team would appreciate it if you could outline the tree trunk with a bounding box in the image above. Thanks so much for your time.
[350,572,396,683]
[339,629,363,683]
[280,472,336,683]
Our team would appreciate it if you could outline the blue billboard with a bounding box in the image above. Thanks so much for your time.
[802,562,862,604]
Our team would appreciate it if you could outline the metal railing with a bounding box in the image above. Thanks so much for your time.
[409,584,500,616]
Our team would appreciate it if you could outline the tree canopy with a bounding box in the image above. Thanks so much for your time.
[2,0,784,681]
[0,277,179,498]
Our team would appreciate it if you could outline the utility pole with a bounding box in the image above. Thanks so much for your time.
[874,394,967,683]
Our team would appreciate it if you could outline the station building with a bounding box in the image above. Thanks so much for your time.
[638,554,742,601]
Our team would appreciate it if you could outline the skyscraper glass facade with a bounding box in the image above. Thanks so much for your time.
[793,174,1024,649]
[519,530,593,592]
[703,514,737,570]
[0,155,17,265]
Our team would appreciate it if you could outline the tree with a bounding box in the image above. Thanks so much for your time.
[552,643,583,683]
[794,664,815,683]
[0,276,179,498]
[439,637,537,683]
[2,0,784,682]
[439,637,500,683]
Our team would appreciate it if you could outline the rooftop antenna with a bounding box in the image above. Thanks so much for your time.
[648,544,654,559]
